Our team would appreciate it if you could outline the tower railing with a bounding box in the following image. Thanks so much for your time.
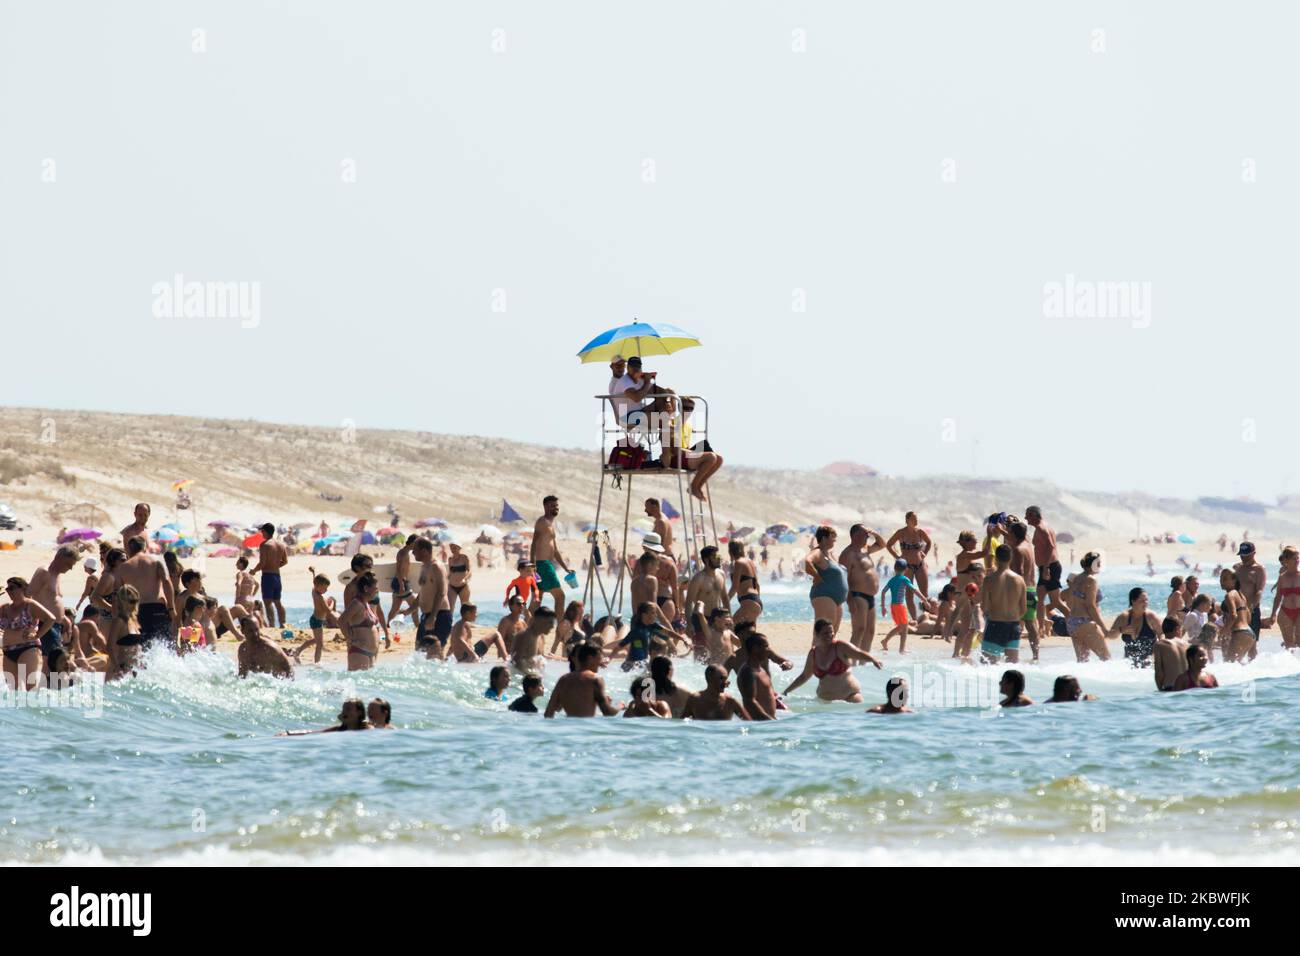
[583,393,718,621]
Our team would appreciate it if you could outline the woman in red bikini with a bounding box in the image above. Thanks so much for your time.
[782,618,883,703]
[1263,546,1300,649]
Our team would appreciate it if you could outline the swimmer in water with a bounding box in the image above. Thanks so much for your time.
[1108,587,1161,668]
[508,675,545,713]
[866,675,914,714]
[236,616,294,679]
[1153,616,1189,692]
[1044,675,1096,703]
[544,643,624,718]
[682,664,751,720]
[279,698,371,735]
[1170,644,1219,691]
[998,669,1033,708]
[448,604,486,662]
[368,698,394,728]
[736,633,780,720]
[623,674,672,718]
[782,618,883,703]
[649,656,693,717]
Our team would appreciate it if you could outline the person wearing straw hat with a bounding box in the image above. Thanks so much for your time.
[641,532,682,627]
[631,553,675,630]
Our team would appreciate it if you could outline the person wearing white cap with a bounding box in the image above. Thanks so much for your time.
[641,532,682,627]
[75,557,100,614]
[608,355,628,410]
[630,552,675,630]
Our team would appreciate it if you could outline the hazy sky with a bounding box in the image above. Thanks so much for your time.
[3,2,1297,500]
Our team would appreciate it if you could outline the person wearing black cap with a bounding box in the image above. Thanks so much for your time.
[1233,541,1266,645]
[613,355,659,430]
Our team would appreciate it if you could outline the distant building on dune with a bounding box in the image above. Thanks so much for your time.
[820,461,878,478]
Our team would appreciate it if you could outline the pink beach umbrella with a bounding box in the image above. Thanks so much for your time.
[58,528,101,543]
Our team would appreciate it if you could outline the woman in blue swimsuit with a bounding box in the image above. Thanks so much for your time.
[806,526,849,635]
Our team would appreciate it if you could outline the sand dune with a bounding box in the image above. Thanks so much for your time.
[1,406,1295,554]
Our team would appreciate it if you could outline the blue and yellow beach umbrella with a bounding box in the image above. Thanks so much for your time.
[576,320,702,364]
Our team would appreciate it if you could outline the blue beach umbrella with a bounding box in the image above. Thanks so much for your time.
[1177,534,1195,544]
[313,535,341,554]
[576,319,702,364]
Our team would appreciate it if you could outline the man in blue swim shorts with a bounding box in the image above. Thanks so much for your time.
[251,522,289,629]
[981,545,1028,664]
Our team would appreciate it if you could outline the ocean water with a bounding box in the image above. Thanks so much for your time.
[2,564,1297,866]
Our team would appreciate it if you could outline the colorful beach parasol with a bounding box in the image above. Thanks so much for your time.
[576,319,702,364]
[153,528,180,542]
[58,528,101,543]
[171,479,194,493]
[242,532,265,549]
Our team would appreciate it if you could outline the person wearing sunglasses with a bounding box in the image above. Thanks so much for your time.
[1,577,57,691]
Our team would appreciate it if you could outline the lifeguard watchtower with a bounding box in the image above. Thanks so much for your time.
[581,393,719,620]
